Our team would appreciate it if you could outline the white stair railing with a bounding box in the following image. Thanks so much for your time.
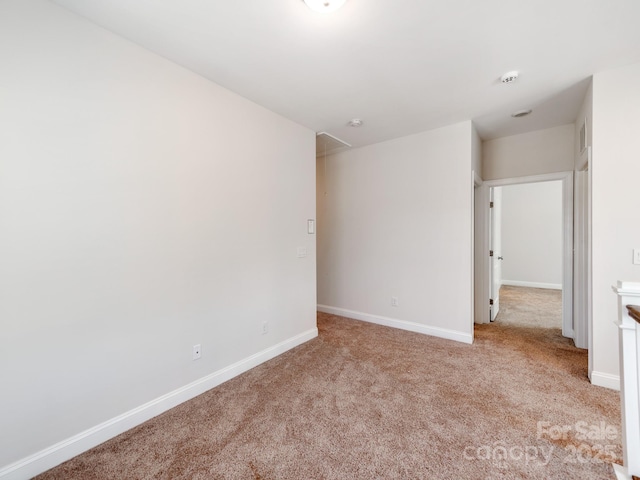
[612,281,640,479]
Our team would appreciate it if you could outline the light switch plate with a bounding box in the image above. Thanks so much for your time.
[634,249,640,265]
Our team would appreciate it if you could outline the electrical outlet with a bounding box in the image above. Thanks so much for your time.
[262,321,269,335]
[391,296,399,307]
[192,344,201,360]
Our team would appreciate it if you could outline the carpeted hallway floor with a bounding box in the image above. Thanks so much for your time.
[36,295,621,479]
[494,285,563,329]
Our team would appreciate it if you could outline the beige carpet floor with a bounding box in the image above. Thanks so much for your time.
[494,285,562,329]
[36,302,621,479]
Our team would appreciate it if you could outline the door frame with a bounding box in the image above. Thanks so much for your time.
[473,173,487,324]
[573,147,591,352]
[476,171,574,339]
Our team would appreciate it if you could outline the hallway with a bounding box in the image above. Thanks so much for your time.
[493,285,562,329]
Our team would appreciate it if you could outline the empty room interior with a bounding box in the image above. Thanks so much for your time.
[2,0,640,479]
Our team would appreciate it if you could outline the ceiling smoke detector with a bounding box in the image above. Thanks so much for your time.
[303,0,347,13]
[511,109,532,118]
[501,71,519,84]
[348,118,363,127]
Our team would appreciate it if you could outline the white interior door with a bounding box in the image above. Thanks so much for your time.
[474,181,488,324]
[490,187,502,321]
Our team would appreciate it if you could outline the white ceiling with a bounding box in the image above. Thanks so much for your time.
[52,0,640,147]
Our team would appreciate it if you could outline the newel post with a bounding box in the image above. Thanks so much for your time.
[612,281,640,479]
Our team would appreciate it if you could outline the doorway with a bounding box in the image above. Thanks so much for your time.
[491,181,564,330]
[476,172,576,341]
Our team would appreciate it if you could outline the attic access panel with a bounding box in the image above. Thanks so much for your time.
[316,132,351,157]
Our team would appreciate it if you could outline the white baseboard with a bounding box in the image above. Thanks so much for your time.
[590,370,620,391]
[0,328,318,480]
[613,463,632,480]
[318,305,473,345]
[501,280,562,290]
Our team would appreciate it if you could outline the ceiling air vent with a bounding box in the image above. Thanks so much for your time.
[316,132,351,157]
[579,118,587,153]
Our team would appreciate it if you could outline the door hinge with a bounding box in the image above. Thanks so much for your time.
[489,250,494,257]
[489,298,494,305]
[490,201,494,208]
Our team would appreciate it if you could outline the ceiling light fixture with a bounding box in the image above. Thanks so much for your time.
[501,71,519,84]
[348,118,363,127]
[303,0,347,14]
[511,109,532,118]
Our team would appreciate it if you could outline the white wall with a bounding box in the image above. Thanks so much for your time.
[482,124,575,180]
[500,181,563,289]
[591,62,640,387]
[317,121,474,343]
[0,0,317,475]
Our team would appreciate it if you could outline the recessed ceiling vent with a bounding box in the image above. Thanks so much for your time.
[511,109,532,118]
[316,132,351,157]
